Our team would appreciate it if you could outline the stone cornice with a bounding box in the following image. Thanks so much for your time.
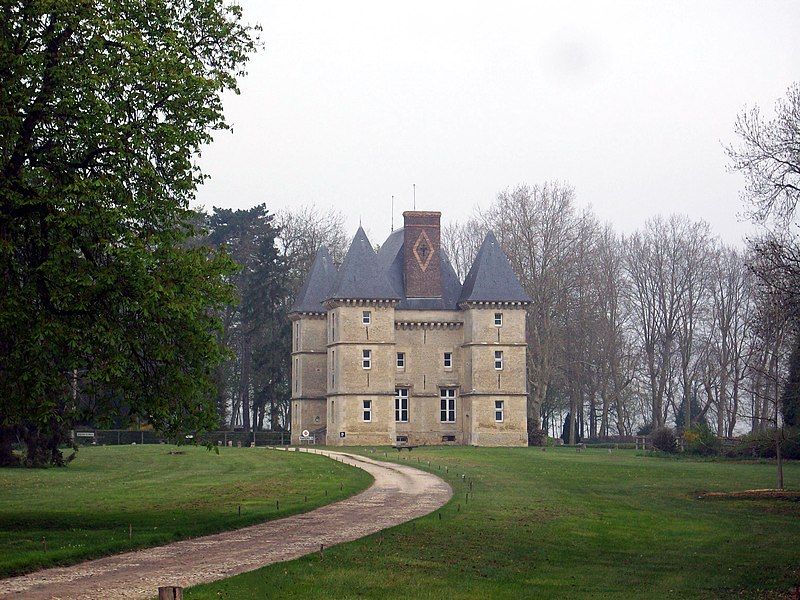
[395,321,463,330]
[458,301,529,309]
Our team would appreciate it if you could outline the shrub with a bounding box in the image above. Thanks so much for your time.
[684,423,721,456]
[637,423,654,436]
[651,427,677,453]
[528,428,547,447]
[727,428,800,460]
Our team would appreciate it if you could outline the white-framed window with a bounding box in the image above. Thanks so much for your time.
[494,312,503,326]
[443,352,453,369]
[396,352,405,369]
[495,400,504,422]
[395,388,409,422]
[494,350,504,371]
[362,349,372,370]
[362,399,372,422]
[440,388,456,422]
[362,310,371,325]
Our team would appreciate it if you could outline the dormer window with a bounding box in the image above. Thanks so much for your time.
[494,312,503,326]
[362,310,371,325]
[362,349,372,370]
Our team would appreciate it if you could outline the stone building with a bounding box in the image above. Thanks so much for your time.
[289,211,531,446]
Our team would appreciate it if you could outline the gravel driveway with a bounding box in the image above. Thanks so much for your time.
[0,449,452,599]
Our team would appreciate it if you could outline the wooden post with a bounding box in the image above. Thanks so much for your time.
[158,586,183,600]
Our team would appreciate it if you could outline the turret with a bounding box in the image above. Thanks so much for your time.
[324,227,400,445]
[289,246,337,444]
[459,231,531,445]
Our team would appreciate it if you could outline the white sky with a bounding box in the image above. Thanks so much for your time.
[194,1,800,246]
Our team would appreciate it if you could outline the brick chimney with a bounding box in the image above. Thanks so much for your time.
[403,211,442,298]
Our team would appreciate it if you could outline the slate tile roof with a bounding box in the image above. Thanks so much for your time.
[326,226,401,302]
[291,226,530,311]
[289,246,338,313]
[458,231,532,304]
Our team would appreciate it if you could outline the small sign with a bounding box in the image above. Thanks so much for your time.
[302,429,310,437]
[299,435,315,443]
[76,431,94,438]
[339,431,346,438]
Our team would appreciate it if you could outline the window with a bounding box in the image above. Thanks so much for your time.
[294,358,299,392]
[362,349,372,369]
[395,388,409,422]
[494,350,504,370]
[495,400,504,422]
[396,435,408,443]
[442,435,456,442]
[362,399,372,422]
[440,388,456,422]
[331,313,336,340]
[494,312,503,326]
[396,352,405,369]
[295,322,300,350]
[443,352,453,369]
[362,310,371,325]
[331,351,335,386]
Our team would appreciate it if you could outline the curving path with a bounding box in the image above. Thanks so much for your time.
[0,449,452,599]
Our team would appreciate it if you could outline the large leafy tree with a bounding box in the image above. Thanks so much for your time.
[0,1,258,466]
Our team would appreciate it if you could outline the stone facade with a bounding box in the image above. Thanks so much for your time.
[289,211,531,447]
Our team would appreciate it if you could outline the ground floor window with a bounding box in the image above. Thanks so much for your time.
[362,399,372,422]
[440,388,456,422]
[395,388,409,422]
[495,400,504,422]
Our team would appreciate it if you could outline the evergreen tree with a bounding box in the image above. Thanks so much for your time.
[782,333,800,428]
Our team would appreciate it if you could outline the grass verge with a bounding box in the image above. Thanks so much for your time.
[186,447,800,599]
[0,445,372,577]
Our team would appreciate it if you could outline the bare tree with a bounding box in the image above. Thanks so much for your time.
[727,83,800,225]
[480,182,588,438]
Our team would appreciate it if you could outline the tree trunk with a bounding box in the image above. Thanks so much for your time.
[527,379,545,433]
[0,427,19,467]
[717,367,727,437]
[568,390,577,445]
[240,340,251,432]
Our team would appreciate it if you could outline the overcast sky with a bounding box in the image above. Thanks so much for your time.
[194,1,800,245]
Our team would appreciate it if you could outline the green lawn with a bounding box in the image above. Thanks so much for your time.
[186,447,800,600]
[0,445,372,577]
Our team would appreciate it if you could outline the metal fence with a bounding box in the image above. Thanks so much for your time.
[71,429,291,447]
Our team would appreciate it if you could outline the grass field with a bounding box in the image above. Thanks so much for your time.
[0,445,372,577]
[186,447,800,599]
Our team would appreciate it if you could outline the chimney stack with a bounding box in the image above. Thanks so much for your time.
[403,211,442,298]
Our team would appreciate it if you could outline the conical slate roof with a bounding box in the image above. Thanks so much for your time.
[327,227,400,301]
[459,231,531,304]
[290,246,337,314]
